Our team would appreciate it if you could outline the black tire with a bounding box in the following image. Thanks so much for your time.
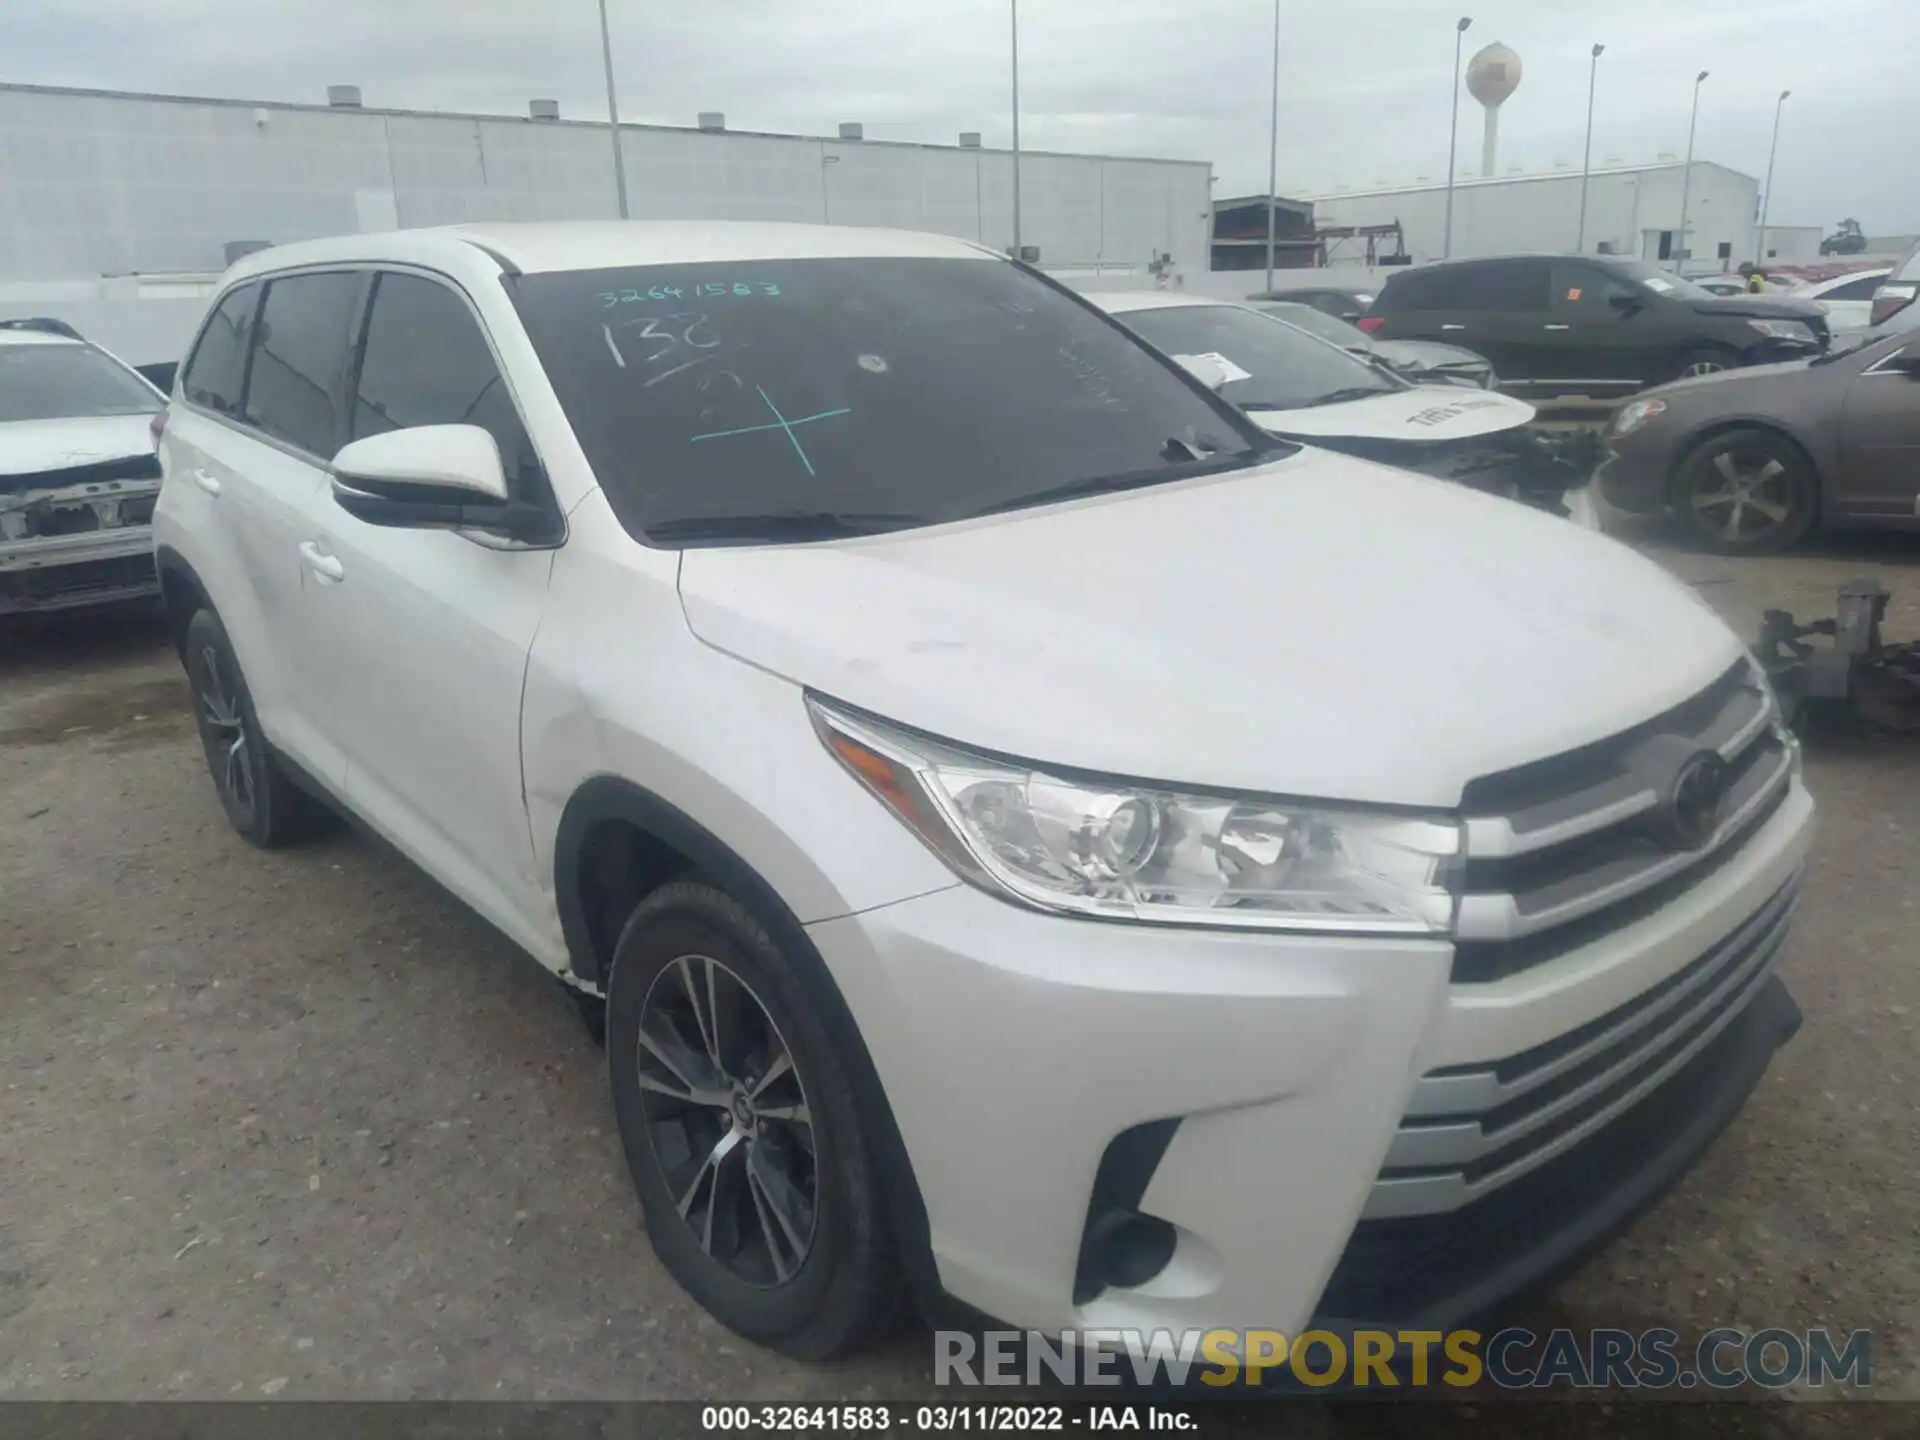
[182,608,335,847]
[1674,347,1738,382]
[1672,428,1819,555]
[606,880,899,1359]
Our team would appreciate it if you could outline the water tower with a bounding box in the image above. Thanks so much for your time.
[1465,42,1522,177]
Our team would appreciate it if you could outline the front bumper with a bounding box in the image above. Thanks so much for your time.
[0,526,160,614]
[1592,445,1675,516]
[808,778,1813,1336]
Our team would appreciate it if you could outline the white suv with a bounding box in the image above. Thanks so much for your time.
[153,222,1813,1361]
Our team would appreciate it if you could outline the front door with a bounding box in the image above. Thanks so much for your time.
[1543,261,1659,394]
[1836,344,1920,520]
[295,268,564,956]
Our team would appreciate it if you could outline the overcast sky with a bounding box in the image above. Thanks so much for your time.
[10,0,1918,234]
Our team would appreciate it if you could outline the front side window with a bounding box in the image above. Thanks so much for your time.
[352,272,542,498]
[1550,263,1639,313]
[244,272,364,456]
[1118,304,1397,412]
[512,257,1275,544]
[180,283,261,417]
[0,344,161,423]
[1824,274,1888,302]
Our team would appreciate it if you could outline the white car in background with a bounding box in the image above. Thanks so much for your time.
[1086,292,1581,516]
[1794,267,1893,336]
[1,319,167,616]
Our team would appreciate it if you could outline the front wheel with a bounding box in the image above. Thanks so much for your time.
[1673,428,1819,554]
[606,881,900,1358]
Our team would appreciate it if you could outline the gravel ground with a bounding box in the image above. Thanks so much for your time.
[2,526,1917,1403]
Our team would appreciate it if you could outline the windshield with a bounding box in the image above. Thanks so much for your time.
[1609,261,1715,302]
[1253,302,1369,348]
[0,344,161,422]
[1116,303,1399,411]
[512,258,1273,543]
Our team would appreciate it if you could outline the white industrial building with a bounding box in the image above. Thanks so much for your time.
[0,82,1213,363]
[1314,161,1764,273]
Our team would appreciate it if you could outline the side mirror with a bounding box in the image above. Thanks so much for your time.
[329,424,546,538]
[1608,292,1644,315]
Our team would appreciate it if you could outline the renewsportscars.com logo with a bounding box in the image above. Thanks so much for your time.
[935,1327,1872,1390]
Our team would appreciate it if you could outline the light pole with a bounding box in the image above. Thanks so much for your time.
[1757,89,1790,266]
[1443,16,1472,260]
[1010,0,1023,257]
[1675,68,1708,273]
[1575,43,1604,253]
[596,0,630,219]
[1263,0,1280,293]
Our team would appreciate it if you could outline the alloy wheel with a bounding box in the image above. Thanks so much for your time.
[635,954,817,1287]
[1683,357,1728,377]
[1689,449,1795,545]
[193,644,254,818]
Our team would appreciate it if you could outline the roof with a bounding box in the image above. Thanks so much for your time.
[0,329,79,348]
[1213,194,1315,216]
[1313,159,1757,203]
[223,221,1002,282]
[0,81,1210,172]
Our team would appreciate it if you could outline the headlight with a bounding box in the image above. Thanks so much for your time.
[809,697,1462,935]
[1748,319,1811,341]
[1609,396,1667,438]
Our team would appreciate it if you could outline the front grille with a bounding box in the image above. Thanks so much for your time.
[1451,660,1793,980]
[1365,875,1798,1219]
[1317,972,1801,1323]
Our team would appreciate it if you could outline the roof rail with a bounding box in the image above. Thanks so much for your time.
[0,316,83,340]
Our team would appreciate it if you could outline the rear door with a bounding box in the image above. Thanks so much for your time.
[1836,341,1920,520]
[1450,260,1552,386]
[294,267,562,947]
[161,272,364,784]
[1544,261,1657,393]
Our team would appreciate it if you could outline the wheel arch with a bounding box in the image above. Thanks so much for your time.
[154,544,211,660]
[553,774,944,1310]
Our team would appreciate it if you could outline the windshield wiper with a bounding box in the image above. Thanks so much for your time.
[647,510,926,543]
[973,439,1285,518]
[1296,385,1394,408]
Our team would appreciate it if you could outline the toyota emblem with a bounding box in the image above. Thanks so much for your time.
[1659,751,1727,850]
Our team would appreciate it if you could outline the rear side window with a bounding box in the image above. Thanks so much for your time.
[1376,268,1458,310]
[181,283,261,416]
[1454,261,1550,312]
[244,272,364,457]
[1824,274,1887,302]
[351,272,543,498]
[513,257,1272,544]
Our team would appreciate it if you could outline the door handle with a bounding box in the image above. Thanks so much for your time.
[1544,323,1573,331]
[190,469,222,496]
[1440,324,1467,331]
[298,540,345,583]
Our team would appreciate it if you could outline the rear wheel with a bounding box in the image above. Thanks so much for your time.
[1673,428,1819,554]
[606,881,899,1359]
[183,608,334,846]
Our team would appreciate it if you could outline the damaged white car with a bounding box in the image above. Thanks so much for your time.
[1,319,167,616]
[1088,292,1588,518]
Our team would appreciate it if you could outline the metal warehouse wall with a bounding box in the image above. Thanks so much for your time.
[0,85,1213,281]
[1314,163,1759,270]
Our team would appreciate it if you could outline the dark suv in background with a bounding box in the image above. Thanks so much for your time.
[1362,255,1829,399]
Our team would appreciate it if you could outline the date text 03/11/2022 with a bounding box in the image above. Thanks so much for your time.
[701,1405,1195,1432]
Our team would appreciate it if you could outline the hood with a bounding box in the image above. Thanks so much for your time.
[0,415,158,478]
[1244,386,1532,442]
[677,448,1743,808]
[1650,354,1819,400]
[1688,295,1827,322]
